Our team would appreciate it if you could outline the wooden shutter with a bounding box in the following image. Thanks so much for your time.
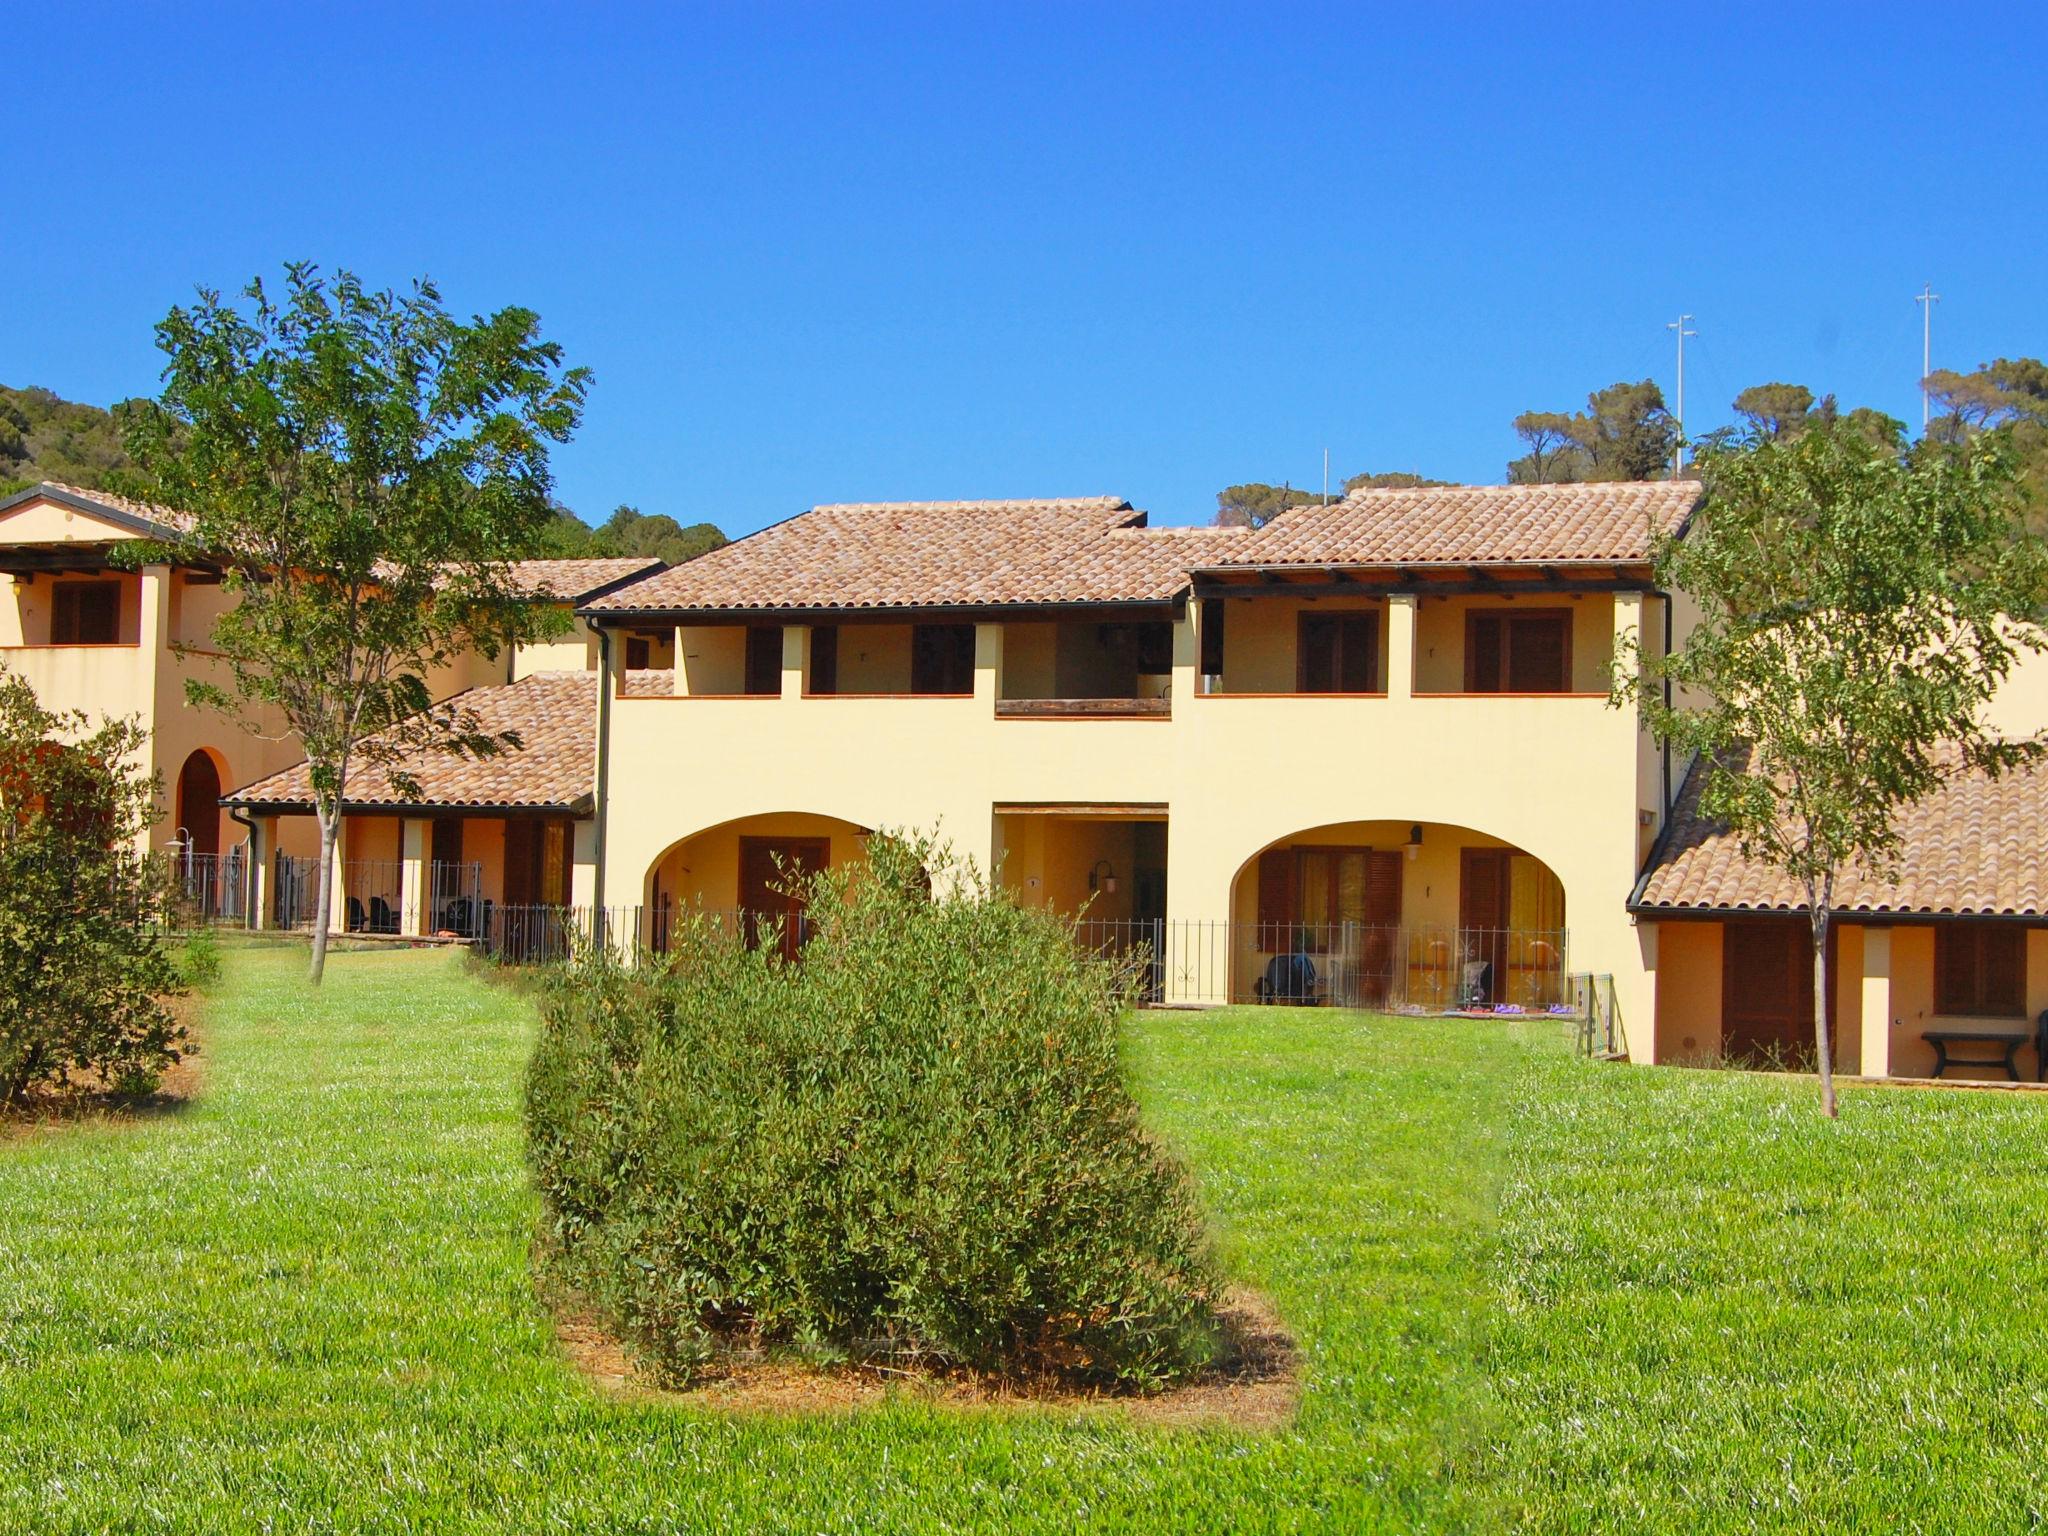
[1466,613,1503,692]
[809,625,838,695]
[53,581,120,644]
[1506,612,1571,692]
[744,626,782,695]
[1936,926,1975,1014]
[911,624,974,694]
[503,820,537,907]
[1256,847,1297,943]
[1339,614,1378,691]
[1985,928,2026,1016]
[1366,850,1403,924]
[1297,615,1335,692]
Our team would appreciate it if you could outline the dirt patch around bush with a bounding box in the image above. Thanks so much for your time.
[554,1287,1301,1429]
[0,994,203,1139]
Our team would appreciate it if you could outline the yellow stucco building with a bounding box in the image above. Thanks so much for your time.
[9,476,2046,1082]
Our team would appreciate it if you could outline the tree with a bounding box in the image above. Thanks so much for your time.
[1730,382,1816,439]
[1508,411,1580,483]
[1507,382,1676,483]
[1212,482,1321,528]
[1342,470,1451,491]
[122,264,590,983]
[538,501,729,564]
[0,667,188,1103]
[1615,420,2048,1116]
[1924,358,2048,533]
[0,384,144,497]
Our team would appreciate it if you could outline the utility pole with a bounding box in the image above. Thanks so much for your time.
[1666,314,1696,475]
[1322,447,1329,506]
[1916,284,1940,428]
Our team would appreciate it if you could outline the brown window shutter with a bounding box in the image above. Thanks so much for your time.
[1984,927,2026,1016]
[745,627,782,695]
[1935,925,1976,1014]
[810,625,838,695]
[1507,613,1571,692]
[1366,850,1403,925]
[1340,615,1378,691]
[1467,613,1503,692]
[1257,848,1297,940]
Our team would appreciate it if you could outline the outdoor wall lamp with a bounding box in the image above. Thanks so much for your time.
[1088,859,1118,895]
[1405,824,1424,861]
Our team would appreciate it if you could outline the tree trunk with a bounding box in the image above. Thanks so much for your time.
[1812,905,1837,1119]
[309,803,338,986]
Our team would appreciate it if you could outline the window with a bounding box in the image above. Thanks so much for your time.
[744,626,782,695]
[910,623,974,694]
[1935,924,2025,1017]
[1134,622,1174,675]
[1255,845,1402,946]
[809,625,838,695]
[1465,609,1572,693]
[51,580,121,644]
[1297,611,1378,693]
[625,636,651,670]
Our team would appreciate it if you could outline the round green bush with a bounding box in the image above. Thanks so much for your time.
[524,833,1219,1390]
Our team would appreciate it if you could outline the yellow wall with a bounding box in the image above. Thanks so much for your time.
[994,815,1153,922]
[677,625,749,694]
[600,605,1653,1019]
[834,625,915,693]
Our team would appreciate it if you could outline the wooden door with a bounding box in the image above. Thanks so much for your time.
[1459,848,1513,1003]
[175,752,222,857]
[739,836,830,960]
[1721,920,1839,1064]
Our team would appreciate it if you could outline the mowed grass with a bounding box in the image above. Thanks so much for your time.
[3,947,2047,1532]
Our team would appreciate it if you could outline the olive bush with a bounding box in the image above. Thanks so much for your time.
[525,834,1218,1389]
[0,668,188,1103]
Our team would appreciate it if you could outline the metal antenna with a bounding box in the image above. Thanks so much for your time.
[1916,284,1941,428]
[1666,314,1696,474]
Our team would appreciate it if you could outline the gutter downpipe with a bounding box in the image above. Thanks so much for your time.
[1659,589,1673,818]
[228,804,260,930]
[593,622,613,953]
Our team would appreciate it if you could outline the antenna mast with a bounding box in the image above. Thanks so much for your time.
[1916,284,1940,428]
[1666,313,1696,474]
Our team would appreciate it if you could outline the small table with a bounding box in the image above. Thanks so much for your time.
[1922,1027,2035,1081]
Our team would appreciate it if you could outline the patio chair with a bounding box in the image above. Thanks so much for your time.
[1253,950,1321,1005]
[369,896,398,935]
[346,896,367,933]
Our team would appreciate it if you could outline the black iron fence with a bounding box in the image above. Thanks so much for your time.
[165,844,250,924]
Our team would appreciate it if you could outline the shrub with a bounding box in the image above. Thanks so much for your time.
[173,928,224,990]
[0,668,189,1103]
[525,833,1219,1390]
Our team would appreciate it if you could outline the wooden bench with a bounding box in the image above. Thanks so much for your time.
[1922,1017,2045,1081]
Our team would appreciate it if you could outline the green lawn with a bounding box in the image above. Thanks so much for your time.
[4,946,2048,1533]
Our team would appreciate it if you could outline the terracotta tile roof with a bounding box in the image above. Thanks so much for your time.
[585,483,1698,615]
[502,557,665,602]
[1633,756,2048,918]
[224,671,597,812]
[1210,480,1700,570]
[586,498,1240,613]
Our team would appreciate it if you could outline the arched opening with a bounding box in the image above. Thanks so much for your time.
[645,812,873,958]
[175,749,226,858]
[1227,819,1567,1010]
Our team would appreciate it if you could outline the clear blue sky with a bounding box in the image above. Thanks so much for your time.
[8,3,2042,535]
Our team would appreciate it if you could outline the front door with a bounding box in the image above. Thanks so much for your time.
[176,752,222,857]
[1459,848,1513,1004]
[739,836,830,960]
[1722,920,1834,1065]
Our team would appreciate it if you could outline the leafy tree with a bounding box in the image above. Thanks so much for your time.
[1924,358,2048,531]
[1212,481,1321,528]
[1615,421,2048,1116]
[1731,382,1817,438]
[588,504,728,564]
[1507,382,1677,483]
[0,667,188,1103]
[121,264,590,983]
[1342,469,1450,491]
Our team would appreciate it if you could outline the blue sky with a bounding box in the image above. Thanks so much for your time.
[7,3,2042,535]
